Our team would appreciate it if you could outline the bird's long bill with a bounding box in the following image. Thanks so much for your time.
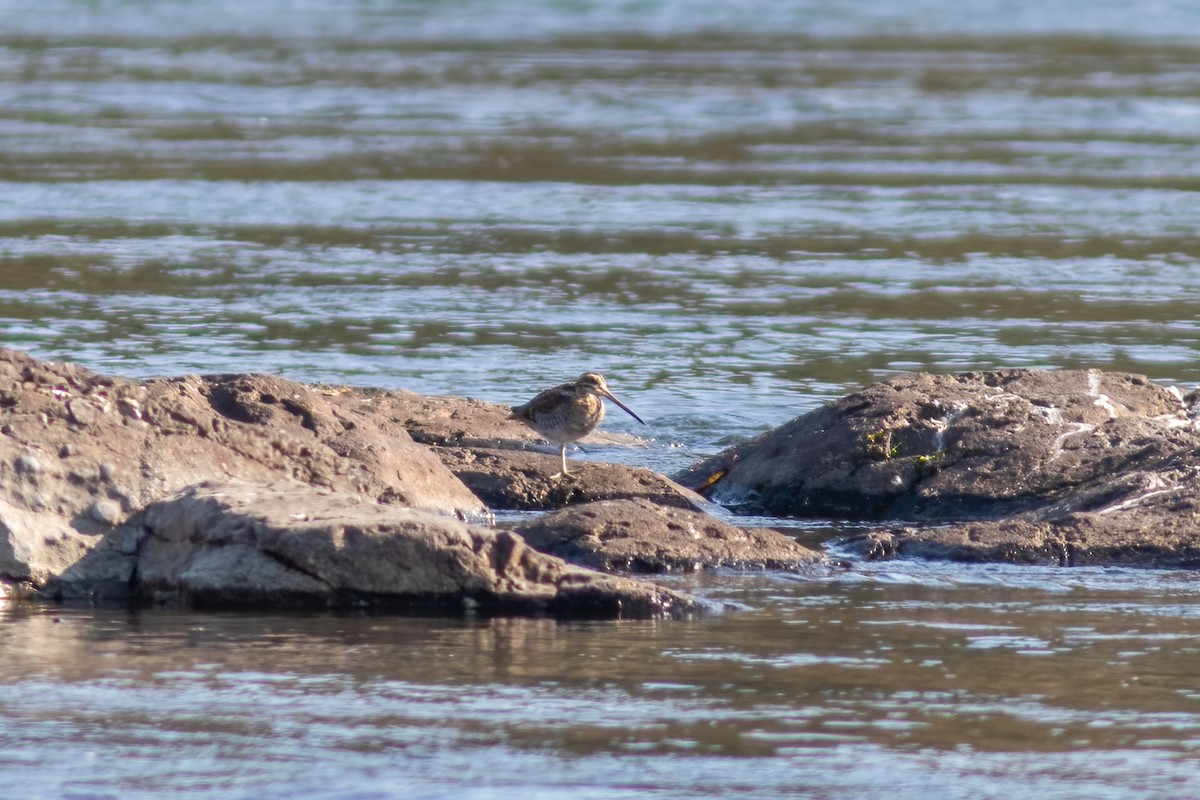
[600,389,645,425]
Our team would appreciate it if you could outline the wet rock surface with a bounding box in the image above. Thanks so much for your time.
[139,480,707,618]
[515,498,827,573]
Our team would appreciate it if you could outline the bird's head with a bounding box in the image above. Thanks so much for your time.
[575,372,645,425]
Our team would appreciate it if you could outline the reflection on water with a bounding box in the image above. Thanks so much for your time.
[4,562,1200,798]
[4,0,1200,796]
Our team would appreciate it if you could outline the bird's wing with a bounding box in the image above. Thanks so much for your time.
[512,382,573,418]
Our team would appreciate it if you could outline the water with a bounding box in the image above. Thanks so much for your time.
[3,1,1200,796]
[5,563,1200,799]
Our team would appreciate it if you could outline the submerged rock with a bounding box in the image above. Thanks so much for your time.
[515,498,827,573]
[139,480,707,618]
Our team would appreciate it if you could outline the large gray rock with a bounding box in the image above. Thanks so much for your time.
[678,369,1193,521]
[678,368,1200,567]
[0,348,489,596]
[515,498,828,573]
[138,480,708,618]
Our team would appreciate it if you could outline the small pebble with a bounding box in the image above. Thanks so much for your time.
[99,463,115,481]
[67,397,98,426]
[15,453,40,475]
[88,499,122,527]
[118,397,142,420]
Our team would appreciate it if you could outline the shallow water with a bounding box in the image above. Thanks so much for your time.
[5,562,1200,799]
[3,1,1200,797]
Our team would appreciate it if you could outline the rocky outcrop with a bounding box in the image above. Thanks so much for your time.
[515,498,827,573]
[151,373,492,520]
[0,349,492,596]
[680,368,1200,567]
[679,369,1192,520]
[0,348,719,615]
[14,346,1198,597]
[137,480,707,618]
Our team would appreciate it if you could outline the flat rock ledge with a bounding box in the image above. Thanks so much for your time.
[137,480,707,618]
[678,368,1200,568]
[435,447,706,511]
[515,498,827,573]
[841,476,1200,568]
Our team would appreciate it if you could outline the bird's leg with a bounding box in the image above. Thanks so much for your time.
[549,443,570,480]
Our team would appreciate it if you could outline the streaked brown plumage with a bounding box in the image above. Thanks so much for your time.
[511,372,645,476]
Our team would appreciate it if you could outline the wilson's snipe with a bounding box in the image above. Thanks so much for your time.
[511,372,645,477]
